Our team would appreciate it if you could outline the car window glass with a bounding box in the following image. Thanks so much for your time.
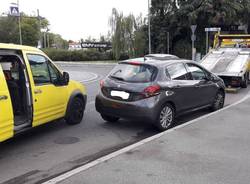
[109,63,157,83]
[166,63,188,80]
[27,54,50,85]
[187,64,206,80]
[48,62,61,84]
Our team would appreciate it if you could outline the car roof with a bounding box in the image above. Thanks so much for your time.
[120,57,193,67]
[0,43,42,52]
[144,54,179,60]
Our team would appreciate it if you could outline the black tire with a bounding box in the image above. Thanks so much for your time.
[155,103,175,131]
[101,114,120,123]
[65,97,84,125]
[210,91,225,112]
[241,73,248,88]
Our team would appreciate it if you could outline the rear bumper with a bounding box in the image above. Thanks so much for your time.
[95,93,160,123]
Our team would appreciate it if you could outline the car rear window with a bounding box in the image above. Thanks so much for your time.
[109,63,157,83]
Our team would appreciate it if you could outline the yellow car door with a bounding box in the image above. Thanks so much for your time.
[0,64,14,142]
[23,52,68,127]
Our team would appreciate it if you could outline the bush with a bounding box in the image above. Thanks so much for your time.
[42,48,114,61]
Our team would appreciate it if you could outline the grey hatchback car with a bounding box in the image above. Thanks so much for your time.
[95,58,225,131]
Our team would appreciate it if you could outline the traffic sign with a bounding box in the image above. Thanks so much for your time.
[10,6,19,16]
[205,27,221,32]
[190,25,197,33]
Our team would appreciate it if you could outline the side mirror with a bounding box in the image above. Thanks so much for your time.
[63,72,70,85]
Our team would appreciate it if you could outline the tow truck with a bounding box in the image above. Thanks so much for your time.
[200,34,250,92]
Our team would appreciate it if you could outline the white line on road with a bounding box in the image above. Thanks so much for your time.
[43,92,250,184]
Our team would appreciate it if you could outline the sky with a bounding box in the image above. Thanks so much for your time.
[0,0,148,41]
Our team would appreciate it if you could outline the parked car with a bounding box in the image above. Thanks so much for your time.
[95,58,225,131]
[0,43,87,143]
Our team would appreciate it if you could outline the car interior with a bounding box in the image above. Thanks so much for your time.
[0,54,32,128]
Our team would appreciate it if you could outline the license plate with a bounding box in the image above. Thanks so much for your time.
[111,90,129,100]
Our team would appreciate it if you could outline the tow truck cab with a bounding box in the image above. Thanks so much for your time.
[0,44,87,143]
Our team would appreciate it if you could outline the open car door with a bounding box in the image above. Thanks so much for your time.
[0,64,14,142]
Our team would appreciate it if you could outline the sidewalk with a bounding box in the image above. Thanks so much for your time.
[55,94,250,184]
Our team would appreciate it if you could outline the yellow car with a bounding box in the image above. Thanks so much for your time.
[0,43,87,143]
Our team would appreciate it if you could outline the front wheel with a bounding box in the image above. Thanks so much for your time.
[210,91,224,112]
[65,97,84,125]
[156,103,175,131]
[241,73,249,88]
[101,114,120,123]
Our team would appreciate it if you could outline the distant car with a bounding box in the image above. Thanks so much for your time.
[95,58,225,131]
[145,54,179,60]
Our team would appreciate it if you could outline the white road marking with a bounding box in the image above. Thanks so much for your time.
[83,74,104,84]
[87,101,95,105]
[79,72,98,82]
[43,92,250,184]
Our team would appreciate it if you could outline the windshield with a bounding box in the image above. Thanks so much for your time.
[109,63,157,83]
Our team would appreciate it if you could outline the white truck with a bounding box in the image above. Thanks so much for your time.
[201,34,250,88]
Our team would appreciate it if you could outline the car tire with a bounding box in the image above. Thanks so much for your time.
[101,114,120,123]
[241,73,248,88]
[156,103,175,131]
[210,91,225,112]
[65,97,84,125]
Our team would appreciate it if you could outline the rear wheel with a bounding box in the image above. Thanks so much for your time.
[156,103,175,131]
[65,97,84,125]
[101,114,120,123]
[210,91,224,112]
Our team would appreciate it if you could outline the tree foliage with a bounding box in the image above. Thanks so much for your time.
[0,14,67,49]
[150,0,250,58]
[109,8,147,60]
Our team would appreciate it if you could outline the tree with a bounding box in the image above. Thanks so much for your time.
[109,8,148,60]
[47,33,68,49]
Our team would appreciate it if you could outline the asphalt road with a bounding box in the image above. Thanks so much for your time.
[0,63,249,184]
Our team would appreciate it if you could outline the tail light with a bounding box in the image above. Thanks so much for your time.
[143,85,161,98]
[100,80,104,89]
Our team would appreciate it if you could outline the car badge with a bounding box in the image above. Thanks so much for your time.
[117,84,121,88]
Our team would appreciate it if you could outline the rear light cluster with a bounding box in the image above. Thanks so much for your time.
[142,85,161,98]
[100,80,104,88]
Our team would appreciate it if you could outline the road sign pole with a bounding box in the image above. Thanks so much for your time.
[206,31,208,54]
[190,25,197,61]
[148,0,151,54]
[167,31,169,54]
[17,0,22,45]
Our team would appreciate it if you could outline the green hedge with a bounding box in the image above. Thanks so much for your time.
[42,48,114,61]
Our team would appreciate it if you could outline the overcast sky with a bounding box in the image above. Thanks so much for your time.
[0,0,148,41]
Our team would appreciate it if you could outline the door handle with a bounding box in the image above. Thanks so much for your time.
[34,89,42,94]
[0,95,8,101]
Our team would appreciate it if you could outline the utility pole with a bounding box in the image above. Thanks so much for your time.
[148,0,151,54]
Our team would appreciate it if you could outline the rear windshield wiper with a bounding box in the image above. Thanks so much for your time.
[110,75,125,81]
